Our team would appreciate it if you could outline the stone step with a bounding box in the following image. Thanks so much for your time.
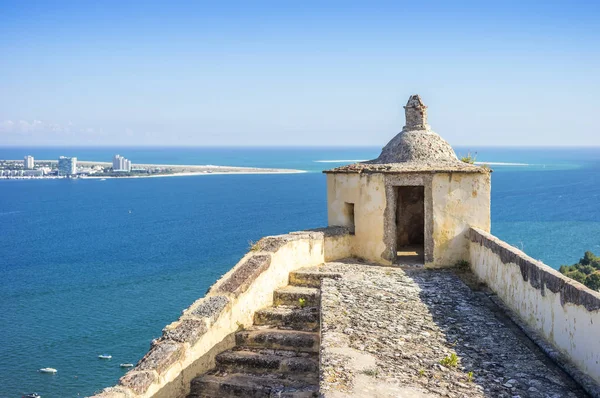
[189,373,318,398]
[215,349,318,375]
[236,328,320,353]
[254,306,319,331]
[289,269,342,288]
[274,286,320,307]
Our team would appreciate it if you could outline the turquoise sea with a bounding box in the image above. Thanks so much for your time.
[1,146,600,397]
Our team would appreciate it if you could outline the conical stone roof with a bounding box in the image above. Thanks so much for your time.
[325,95,485,174]
[373,94,460,164]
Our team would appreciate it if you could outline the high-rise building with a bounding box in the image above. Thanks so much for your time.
[58,156,77,176]
[24,155,34,169]
[113,154,131,172]
[113,154,121,170]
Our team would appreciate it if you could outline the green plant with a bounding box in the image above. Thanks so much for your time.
[298,298,306,308]
[361,368,379,377]
[440,353,459,368]
[454,259,470,269]
[558,250,600,291]
[467,371,474,382]
[459,151,477,164]
[418,369,425,377]
[248,240,260,252]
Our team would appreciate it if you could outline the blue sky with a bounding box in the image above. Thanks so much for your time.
[0,0,598,146]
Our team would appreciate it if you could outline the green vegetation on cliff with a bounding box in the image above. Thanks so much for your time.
[559,251,600,291]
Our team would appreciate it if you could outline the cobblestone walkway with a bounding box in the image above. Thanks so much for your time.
[319,260,588,398]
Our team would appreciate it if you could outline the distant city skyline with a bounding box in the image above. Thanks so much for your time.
[0,0,599,147]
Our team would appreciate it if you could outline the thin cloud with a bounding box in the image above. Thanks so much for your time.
[0,119,96,136]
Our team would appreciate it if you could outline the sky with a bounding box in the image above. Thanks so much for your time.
[0,0,599,147]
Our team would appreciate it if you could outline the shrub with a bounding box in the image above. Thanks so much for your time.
[459,151,477,164]
[440,353,459,368]
[585,272,600,291]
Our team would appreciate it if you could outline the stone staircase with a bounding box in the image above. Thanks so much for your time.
[188,268,340,398]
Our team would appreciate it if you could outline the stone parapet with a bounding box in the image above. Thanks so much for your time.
[468,227,600,396]
[89,226,352,398]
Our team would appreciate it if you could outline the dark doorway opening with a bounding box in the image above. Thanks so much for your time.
[395,186,425,264]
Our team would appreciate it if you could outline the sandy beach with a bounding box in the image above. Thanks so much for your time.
[6,159,306,179]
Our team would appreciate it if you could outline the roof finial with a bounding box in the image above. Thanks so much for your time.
[403,94,429,131]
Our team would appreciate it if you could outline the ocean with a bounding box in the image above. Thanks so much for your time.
[1,146,599,397]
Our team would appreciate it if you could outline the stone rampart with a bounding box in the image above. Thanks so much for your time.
[468,227,600,394]
[90,227,351,398]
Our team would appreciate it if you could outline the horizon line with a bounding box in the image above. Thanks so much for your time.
[2,144,600,149]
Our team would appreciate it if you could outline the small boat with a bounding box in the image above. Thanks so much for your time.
[100,178,106,181]
[23,394,41,398]
[120,363,134,368]
[39,367,57,373]
[98,354,112,359]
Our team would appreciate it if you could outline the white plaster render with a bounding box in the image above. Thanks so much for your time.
[326,171,490,267]
[326,173,388,264]
[431,172,491,267]
[469,229,600,386]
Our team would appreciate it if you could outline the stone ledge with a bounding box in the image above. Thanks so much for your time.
[187,295,230,324]
[323,161,489,174]
[90,386,133,398]
[161,319,208,345]
[136,341,185,375]
[469,227,600,311]
[252,227,350,253]
[216,254,271,296]
[119,371,156,395]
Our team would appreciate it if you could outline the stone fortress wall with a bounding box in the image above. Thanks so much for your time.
[92,225,600,398]
[91,227,352,398]
[91,95,600,397]
[469,227,600,393]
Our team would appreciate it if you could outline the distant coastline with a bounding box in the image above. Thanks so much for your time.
[0,159,306,179]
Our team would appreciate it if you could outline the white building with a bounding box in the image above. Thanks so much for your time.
[24,155,34,169]
[113,154,132,172]
[58,156,77,176]
[23,169,44,177]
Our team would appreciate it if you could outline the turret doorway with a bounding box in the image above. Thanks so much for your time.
[395,186,425,264]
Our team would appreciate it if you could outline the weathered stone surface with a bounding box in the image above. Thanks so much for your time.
[254,306,320,331]
[119,371,156,395]
[190,295,229,324]
[217,254,271,295]
[289,269,342,288]
[137,341,185,375]
[162,319,207,345]
[469,227,600,311]
[324,160,485,174]
[274,286,320,307]
[306,226,352,237]
[374,94,461,165]
[251,227,350,253]
[324,95,488,175]
[319,260,587,397]
[215,349,318,374]
[89,386,133,398]
[253,235,292,252]
[236,329,320,353]
[190,373,319,397]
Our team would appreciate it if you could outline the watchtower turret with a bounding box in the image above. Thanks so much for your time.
[324,94,491,267]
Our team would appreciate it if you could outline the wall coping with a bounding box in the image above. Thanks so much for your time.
[469,227,600,311]
[89,226,351,398]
